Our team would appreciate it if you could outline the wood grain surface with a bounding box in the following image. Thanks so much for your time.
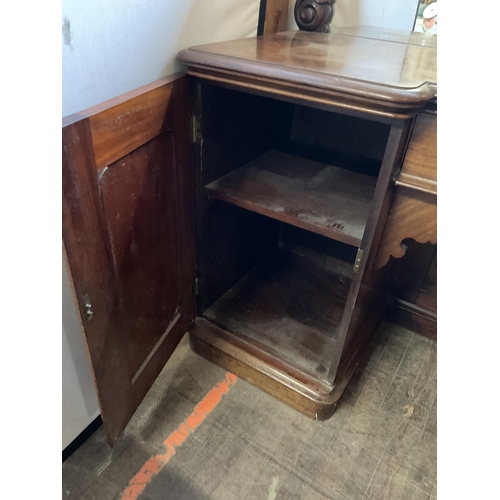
[203,248,352,381]
[205,150,376,247]
[64,78,177,172]
[259,0,289,35]
[179,29,437,118]
[62,76,195,444]
[325,25,437,47]
[375,188,437,269]
[397,113,437,195]
[63,119,131,444]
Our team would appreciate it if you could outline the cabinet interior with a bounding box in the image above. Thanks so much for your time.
[195,82,391,384]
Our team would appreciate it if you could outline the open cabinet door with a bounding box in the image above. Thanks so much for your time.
[62,75,195,444]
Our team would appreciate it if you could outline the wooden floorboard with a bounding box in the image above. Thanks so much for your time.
[62,321,437,500]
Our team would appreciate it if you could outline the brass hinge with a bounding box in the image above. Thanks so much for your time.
[191,115,201,144]
[194,277,201,296]
[353,248,364,274]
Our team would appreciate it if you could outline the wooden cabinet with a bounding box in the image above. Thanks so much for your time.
[375,110,437,340]
[62,28,437,444]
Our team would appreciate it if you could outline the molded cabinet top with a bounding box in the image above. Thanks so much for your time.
[179,27,437,116]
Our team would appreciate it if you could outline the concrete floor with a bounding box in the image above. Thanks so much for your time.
[62,322,437,500]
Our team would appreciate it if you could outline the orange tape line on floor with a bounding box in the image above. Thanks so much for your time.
[120,372,238,500]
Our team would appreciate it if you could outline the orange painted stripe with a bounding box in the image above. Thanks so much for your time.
[120,372,238,500]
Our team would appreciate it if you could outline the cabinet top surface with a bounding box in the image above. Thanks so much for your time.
[179,27,437,110]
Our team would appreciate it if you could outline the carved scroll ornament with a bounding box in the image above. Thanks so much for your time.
[294,0,337,32]
[375,190,437,270]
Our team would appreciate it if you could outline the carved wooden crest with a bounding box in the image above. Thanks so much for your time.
[294,0,337,32]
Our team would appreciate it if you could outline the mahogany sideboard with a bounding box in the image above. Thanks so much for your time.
[62,27,437,444]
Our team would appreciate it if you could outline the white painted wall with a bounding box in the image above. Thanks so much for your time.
[62,258,100,450]
[62,0,260,450]
[62,0,260,117]
[288,0,418,31]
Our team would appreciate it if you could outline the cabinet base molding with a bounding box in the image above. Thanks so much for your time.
[388,297,437,342]
[189,318,371,420]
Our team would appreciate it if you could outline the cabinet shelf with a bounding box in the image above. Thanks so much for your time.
[202,248,353,382]
[204,150,376,247]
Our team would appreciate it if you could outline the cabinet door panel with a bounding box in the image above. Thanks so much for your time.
[62,75,195,444]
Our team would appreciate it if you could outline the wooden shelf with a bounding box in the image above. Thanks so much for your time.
[205,150,376,247]
[202,248,353,381]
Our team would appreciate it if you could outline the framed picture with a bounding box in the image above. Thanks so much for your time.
[413,1,437,35]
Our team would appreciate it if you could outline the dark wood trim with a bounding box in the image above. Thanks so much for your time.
[395,174,437,195]
[331,119,413,381]
[259,0,289,35]
[190,318,337,420]
[178,49,435,119]
[189,304,383,421]
[62,75,183,127]
[257,0,268,35]
[184,67,426,121]
[388,297,437,342]
[190,75,398,126]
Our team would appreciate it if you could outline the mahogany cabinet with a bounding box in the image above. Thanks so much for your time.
[62,27,437,444]
[376,112,437,340]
